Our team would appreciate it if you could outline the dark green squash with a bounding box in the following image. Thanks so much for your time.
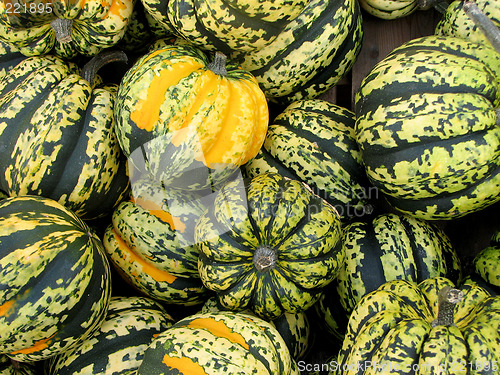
[0,195,111,362]
[0,51,130,220]
[195,172,343,320]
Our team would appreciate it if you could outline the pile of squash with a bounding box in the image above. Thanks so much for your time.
[0,0,499,374]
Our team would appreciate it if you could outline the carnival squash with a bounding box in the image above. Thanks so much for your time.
[195,172,343,320]
[244,99,373,222]
[137,311,300,374]
[0,195,111,362]
[46,296,175,374]
[335,277,500,374]
[355,35,500,220]
[114,43,268,191]
[0,0,134,59]
[0,51,130,220]
[103,174,210,304]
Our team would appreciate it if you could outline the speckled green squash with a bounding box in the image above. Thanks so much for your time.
[466,230,500,295]
[335,277,500,375]
[137,311,300,374]
[336,213,462,314]
[46,296,176,375]
[142,0,309,54]
[0,54,130,220]
[0,40,26,79]
[195,172,343,320]
[244,99,372,222]
[435,0,500,45]
[230,0,363,103]
[114,43,268,191]
[355,35,500,220]
[103,175,210,305]
[201,296,311,360]
[358,0,419,19]
[0,195,111,362]
[0,0,134,59]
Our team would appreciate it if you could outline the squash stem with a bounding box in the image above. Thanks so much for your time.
[81,50,128,86]
[253,246,277,272]
[431,286,464,327]
[463,1,500,53]
[496,109,500,126]
[207,52,228,77]
[418,0,449,13]
[51,18,74,44]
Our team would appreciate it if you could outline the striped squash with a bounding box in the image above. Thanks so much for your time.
[358,0,451,20]
[336,213,462,315]
[46,296,175,375]
[0,53,130,220]
[435,0,500,44]
[466,230,500,295]
[244,99,373,222]
[114,44,268,191]
[137,311,300,374]
[195,172,343,320]
[141,0,309,54]
[0,40,25,79]
[230,0,363,103]
[103,175,210,305]
[0,195,111,362]
[355,35,500,220]
[0,0,134,59]
[201,296,311,360]
[335,277,500,374]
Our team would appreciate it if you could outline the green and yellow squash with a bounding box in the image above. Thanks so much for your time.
[355,35,500,220]
[336,212,462,314]
[195,172,343,320]
[358,0,451,20]
[244,99,373,222]
[0,0,134,59]
[0,40,25,79]
[435,0,500,45]
[46,296,175,375]
[114,43,268,191]
[0,51,130,220]
[466,230,500,295]
[141,0,309,54]
[335,277,500,374]
[103,175,210,305]
[230,0,363,103]
[137,311,300,374]
[0,195,111,362]
[201,296,311,360]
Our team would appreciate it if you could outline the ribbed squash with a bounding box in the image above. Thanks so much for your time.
[358,0,451,20]
[137,311,300,374]
[0,195,111,362]
[103,174,210,305]
[195,172,343,320]
[46,296,175,375]
[435,0,500,44]
[0,0,134,59]
[0,52,130,220]
[114,43,268,191]
[335,277,500,374]
[142,0,309,54]
[244,99,373,222]
[337,213,462,314]
[201,296,311,360]
[466,230,500,295]
[355,35,500,220]
[316,212,461,342]
[230,0,363,103]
